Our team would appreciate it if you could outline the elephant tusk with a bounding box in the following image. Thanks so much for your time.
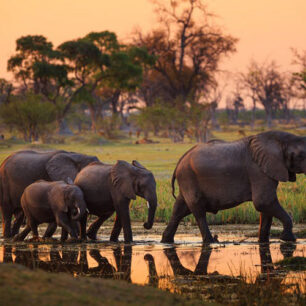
[147,201,150,208]
[86,208,89,213]
[77,207,80,215]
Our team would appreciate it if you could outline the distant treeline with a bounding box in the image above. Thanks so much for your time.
[0,0,305,142]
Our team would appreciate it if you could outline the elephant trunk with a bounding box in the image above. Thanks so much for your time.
[71,200,86,220]
[143,195,157,230]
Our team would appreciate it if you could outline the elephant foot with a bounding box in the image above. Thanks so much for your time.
[203,234,218,244]
[280,231,296,242]
[12,235,23,242]
[123,239,133,244]
[258,235,270,243]
[87,232,97,241]
[161,236,174,243]
[110,238,119,243]
[3,234,13,240]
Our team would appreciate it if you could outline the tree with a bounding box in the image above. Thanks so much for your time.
[291,49,306,109]
[0,94,56,142]
[241,61,286,128]
[133,0,237,141]
[134,0,237,108]
[60,31,154,133]
[0,79,13,104]
[7,35,73,129]
[131,101,187,141]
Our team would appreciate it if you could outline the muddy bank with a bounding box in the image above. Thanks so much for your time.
[0,263,203,306]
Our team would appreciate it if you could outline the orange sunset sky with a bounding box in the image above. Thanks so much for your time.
[1,0,305,82]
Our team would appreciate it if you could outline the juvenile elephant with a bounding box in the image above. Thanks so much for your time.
[74,160,158,242]
[13,180,87,241]
[0,150,98,238]
[162,131,306,243]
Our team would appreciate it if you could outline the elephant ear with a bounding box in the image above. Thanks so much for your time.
[46,153,78,182]
[132,160,146,170]
[48,183,69,213]
[249,134,288,182]
[111,160,136,200]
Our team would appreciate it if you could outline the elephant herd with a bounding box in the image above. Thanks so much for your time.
[0,131,305,243]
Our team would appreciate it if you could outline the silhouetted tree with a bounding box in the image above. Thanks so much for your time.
[291,49,306,110]
[134,0,237,108]
[133,0,237,140]
[241,60,286,128]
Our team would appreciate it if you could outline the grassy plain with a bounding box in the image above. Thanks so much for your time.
[0,127,305,225]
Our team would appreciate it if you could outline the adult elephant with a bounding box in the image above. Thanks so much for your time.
[161,131,306,244]
[0,150,98,238]
[74,160,157,243]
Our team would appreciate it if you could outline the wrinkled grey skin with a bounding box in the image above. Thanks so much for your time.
[0,150,98,238]
[74,160,158,243]
[13,180,87,241]
[162,131,306,244]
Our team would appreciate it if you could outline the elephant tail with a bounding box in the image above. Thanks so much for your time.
[171,171,177,199]
[171,145,198,199]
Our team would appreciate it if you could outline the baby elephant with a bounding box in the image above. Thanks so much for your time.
[13,180,87,242]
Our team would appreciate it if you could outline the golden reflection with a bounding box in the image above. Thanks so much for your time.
[0,241,305,293]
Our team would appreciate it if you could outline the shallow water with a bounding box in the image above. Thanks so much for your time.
[1,227,305,299]
[0,223,306,301]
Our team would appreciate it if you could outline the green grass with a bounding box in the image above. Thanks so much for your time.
[0,128,305,225]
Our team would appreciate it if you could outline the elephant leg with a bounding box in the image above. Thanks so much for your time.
[190,206,215,243]
[161,194,191,243]
[62,221,79,241]
[271,202,295,242]
[57,215,77,239]
[255,199,295,242]
[110,214,122,242]
[87,212,114,240]
[2,208,12,238]
[3,217,12,238]
[61,228,69,241]
[11,210,24,236]
[258,213,273,242]
[79,212,88,240]
[30,222,39,240]
[43,222,57,238]
[116,202,132,243]
[13,225,31,242]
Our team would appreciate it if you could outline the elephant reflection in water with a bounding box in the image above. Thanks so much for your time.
[87,247,132,282]
[1,244,132,281]
[1,242,298,287]
[144,243,297,286]
[2,245,81,273]
[258,242,297,279]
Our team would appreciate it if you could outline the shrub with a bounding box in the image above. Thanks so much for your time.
[0,94,56,142]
